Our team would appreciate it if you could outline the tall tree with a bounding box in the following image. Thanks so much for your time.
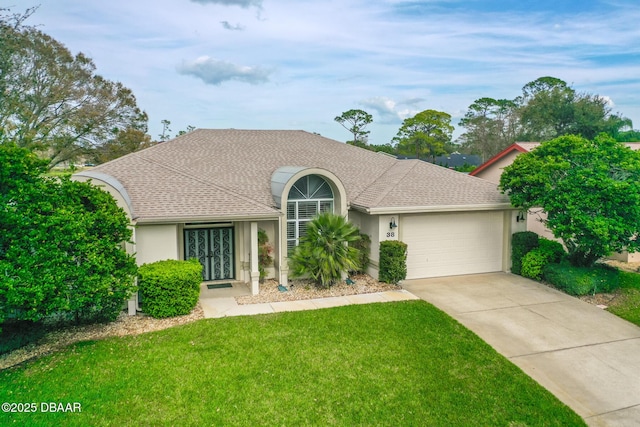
[458,97,520,161]
[90,127,153,164]
[158,119,172,142]
[393,109,453,161]
[518,76,631,141]
[500,134,640,267]
[334,109,373,144]
[0,8,148,167]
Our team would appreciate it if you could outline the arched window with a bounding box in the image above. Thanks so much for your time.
[286,175,334,253]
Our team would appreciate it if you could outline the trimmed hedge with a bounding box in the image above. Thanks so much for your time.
[542,262,619,295]
[521,238,566,280]
[138,259,203,318]
[349,231,371,274]
[511,231,539,275]
[379,240,407,284]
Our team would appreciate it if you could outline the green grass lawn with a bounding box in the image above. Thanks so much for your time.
[0,301,584,426]
[608,272,640,327]
[609,288,640,326]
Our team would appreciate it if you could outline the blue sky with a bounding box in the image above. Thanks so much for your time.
[15,0,640,145]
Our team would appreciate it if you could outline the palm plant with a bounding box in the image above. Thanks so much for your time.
[289,213,361,288]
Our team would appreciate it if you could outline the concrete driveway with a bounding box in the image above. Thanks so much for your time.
[402,272,640,427]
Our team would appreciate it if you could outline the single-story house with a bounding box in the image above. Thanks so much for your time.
[470,141,640,261]
[74,129,522,311]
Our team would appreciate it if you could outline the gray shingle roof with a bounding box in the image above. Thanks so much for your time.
[79,129,510,221]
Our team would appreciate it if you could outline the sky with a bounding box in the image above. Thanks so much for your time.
[12,0,640,145]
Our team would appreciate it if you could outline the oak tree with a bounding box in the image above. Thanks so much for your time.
[458,97,520,161]
[500,134,640,267]
[0,8,148,167]
[393,109,453,161]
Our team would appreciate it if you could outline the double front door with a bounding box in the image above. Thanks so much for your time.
[184,227,234,281]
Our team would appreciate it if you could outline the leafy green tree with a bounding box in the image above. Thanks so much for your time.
[458,97,520,161]
[90,127,153,164]
[518,76,631,141]
[369,143,397,155]
[289,212,360,288]
[334,109,373,144]
[0,143,137,328]
[616,129,640,142]
[0,8,147,167]
[393,109,453,161]
[177,125,196,137]
[500,134,640,267]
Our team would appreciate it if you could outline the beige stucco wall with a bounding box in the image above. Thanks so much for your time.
[135,224,179,266]
[473,151,521,184]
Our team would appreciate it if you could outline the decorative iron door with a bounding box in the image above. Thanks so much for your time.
[184,227,234,281]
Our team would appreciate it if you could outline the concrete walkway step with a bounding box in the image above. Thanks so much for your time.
[199,290,419,318]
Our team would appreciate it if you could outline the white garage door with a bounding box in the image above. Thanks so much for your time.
[402,211,504,279]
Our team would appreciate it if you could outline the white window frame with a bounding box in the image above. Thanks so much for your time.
[286,175,334,253]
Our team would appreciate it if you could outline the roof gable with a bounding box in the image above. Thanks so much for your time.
[469,142,540,177]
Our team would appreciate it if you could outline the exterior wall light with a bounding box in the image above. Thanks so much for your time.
[516,211,526,222]
[389,217,398,230]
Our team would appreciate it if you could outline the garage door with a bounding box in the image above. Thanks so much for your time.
[402,211,504,279]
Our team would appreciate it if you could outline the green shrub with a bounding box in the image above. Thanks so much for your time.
[542,262,620,295]
[379,240,407,284]
[511,231,539,275]
[138,259,203,318]
[0,145,138,330]
[289,213,361,288]
[349,231,371,274]
[521,238,566,280]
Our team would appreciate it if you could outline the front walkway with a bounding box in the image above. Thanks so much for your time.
[199,289,419,318]
[403,272,640,427]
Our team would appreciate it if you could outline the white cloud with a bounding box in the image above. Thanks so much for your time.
[177,56,271,85]
[599,95,614,107]
[29,0,640,144]
[220,21,245,31]
[190,0,262,8]
[360,97,425,124]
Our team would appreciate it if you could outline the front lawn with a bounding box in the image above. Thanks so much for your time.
[609,288,640,326]
[0,301,584,426]
[607,271,640,326]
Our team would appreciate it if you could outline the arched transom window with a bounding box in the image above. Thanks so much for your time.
[286,175,334,253]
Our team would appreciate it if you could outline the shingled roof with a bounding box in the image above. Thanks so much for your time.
[78,129,510,222]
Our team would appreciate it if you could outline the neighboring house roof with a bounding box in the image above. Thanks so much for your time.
[469,142,540,178]
[77,129,511,222]
[434,153,482,168]
[396,153,482,168]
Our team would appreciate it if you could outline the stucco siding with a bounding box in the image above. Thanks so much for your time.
[473,151,521,184]
[135,224,179,265]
